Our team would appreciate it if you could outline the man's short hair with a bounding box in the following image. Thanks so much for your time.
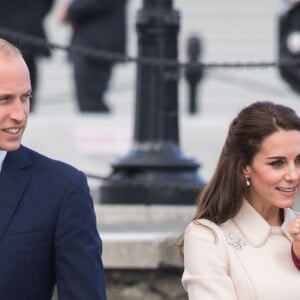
[0,39,22,58]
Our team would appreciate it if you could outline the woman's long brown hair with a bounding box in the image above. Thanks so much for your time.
[177,101,300,251]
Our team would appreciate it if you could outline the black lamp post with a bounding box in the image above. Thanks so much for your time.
[99,0,205,205]
[279,3,300,93]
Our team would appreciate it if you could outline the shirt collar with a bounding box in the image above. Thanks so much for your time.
[232,199,296,247]
[0,150,7,172]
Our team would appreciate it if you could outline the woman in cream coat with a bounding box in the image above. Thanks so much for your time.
[181,101,300,300]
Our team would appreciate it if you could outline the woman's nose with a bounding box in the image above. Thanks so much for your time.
[285,164,300,181]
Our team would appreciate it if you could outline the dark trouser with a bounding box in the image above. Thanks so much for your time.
[23,55,37,112]
[72,55,113,112]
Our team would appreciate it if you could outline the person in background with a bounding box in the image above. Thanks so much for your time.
[0,38,106,299]
[58,0,127,113]
[278,0,300,13]
[180,101,300,300]
[0,0,54,112]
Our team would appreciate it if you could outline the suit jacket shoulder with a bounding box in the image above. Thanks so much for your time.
[1,145,106,299]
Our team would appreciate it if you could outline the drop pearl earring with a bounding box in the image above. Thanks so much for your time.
[246,178,250,187]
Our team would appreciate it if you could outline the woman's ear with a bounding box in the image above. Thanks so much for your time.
[243,165,251,178]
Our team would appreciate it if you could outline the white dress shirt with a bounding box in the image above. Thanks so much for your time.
[0,150,7,172]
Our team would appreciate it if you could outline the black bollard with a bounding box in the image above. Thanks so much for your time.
[185,36,203,114]
[99,0,205,205]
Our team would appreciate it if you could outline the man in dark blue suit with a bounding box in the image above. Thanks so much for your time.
[0,0,55,112]
[59,0,127,113]
[0,39,106,299]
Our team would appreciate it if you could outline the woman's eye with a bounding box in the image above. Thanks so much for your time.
[270,160,283,167]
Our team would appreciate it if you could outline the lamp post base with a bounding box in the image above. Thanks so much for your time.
[99,168,204,205]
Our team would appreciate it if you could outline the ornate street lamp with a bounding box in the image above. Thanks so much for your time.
[99,0,205,205]
[279,3,300,93]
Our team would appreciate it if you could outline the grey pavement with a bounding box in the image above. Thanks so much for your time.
[22,0,300,201]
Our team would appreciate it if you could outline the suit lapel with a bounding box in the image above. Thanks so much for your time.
[0,146,32,240]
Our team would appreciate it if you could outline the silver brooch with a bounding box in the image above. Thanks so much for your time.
[226,232,246,250]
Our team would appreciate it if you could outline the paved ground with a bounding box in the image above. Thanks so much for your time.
[21,0,300,205]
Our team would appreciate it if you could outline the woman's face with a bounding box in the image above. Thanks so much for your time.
[244,129,300,214]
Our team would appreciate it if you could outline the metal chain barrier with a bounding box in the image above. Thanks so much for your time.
[1,27,299,70]
[1,27,299,193]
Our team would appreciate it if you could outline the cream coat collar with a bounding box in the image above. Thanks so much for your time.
[231,199,297,247]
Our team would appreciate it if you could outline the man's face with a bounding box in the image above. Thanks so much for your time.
[0,56,31,151]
